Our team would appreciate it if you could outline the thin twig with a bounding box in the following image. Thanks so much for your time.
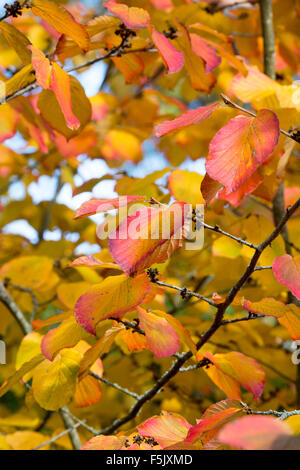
[88,371,141,400]
[203,222,259,250]
[152,280,216,307]
[32,421,82,450]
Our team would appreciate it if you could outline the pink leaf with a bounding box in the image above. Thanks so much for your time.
[273,255,300,300]
[137,307,180,357]
[206,109,280,194]
[150,26,184,74]
[137,413,191,448]
[74,195,146,219]
[154,102,219,137]
[190,34,221,73]
[103,2,150,28]
[108,202,188,276]
[218,415,293,450]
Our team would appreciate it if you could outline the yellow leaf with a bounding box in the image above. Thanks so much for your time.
[0,354,45,398]
[32,348,82,410]
[32,0,90,51]
[0,22,32,65]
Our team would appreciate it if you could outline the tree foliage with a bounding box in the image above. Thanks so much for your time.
[0,0,300,451]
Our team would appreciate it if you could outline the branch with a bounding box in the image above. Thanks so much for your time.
[4,39,155,104]
[259,0,276,79]
[4,280,38,321]
[59,406,81,450]
[152,280,216,307]
[0,278,32,335]
[203,222,259,250]
[251,409,300,420]
[88,371,141,400]
[32,421,82,450]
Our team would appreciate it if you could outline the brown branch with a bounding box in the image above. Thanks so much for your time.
[203,222,259,250]
[152,279,217,307]
[88,371,141,400]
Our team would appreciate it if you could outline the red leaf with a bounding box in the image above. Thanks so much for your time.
[137,413,191,448]
[103,2,150,28]
[74,195,146,219]
[108,202,188,276]
[74,273,150,334]
[206,109,280,193]
[218,415,293,450]
[273,254,300,300]
[190,34,221,73]
[150,26,184,74]
[137,307,180,357]
[154,102,219,137]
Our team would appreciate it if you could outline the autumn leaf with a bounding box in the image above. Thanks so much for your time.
[103,2,150,29]
[29,46,80,130]
[137,307,180,357]
[154,102,219,137]
[74,195,146,219]
[185,399,245,444]
[81,435,128,450]
[272,254,300,300]
[218,415,294,450]
[74,273,150,334]
[108,202,188,276]
[168,169,205,205]
[137,413,191,448]
[0,22,32,66]
[206,109,280,193]
[32,0,90,51]
[32,348,82,411]
[203,351,265,401]
[150,26,184,74]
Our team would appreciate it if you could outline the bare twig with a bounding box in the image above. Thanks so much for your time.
[251,409,300,420]
[0,278,32,335]
[203,222,259,250]
[152,280,216,307]
[88,371,141,400]
[32,421,81,450]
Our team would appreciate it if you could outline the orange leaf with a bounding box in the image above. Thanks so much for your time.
[81,435,128,450]
[206,109,280,193]
[185,399,245,444]
[50,62,80,130]
[137,307,180,357]
[32,0,90,51]
[204,351,265,401]
[74,273,150,334]
[108,202,188,276]
[103,2,150,28]
[137,413,191,448]
[41,317,85,361]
